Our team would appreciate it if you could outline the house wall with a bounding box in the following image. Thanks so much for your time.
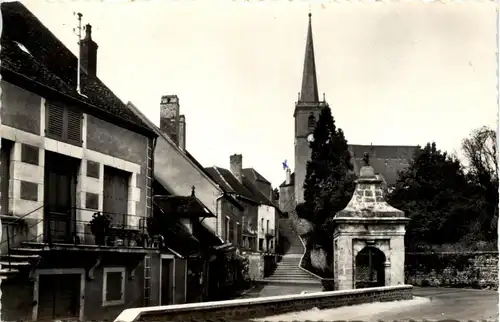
[257,205,276,252]
[0,80,149,240]
[153,136,222,234]
[220,199,243,244]
[0,251,161,322]
[279,185,295,213]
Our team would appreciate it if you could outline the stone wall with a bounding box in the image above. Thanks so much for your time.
[405,251,498,290]
[114,285,413,322]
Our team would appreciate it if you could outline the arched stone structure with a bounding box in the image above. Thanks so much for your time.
[355,246,386,288]
[332,164,409,290]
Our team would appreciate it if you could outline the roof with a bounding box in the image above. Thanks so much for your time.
[1,2,155,137]
[349,144,418,186]
[278,145,417,187]
[299,13,319,103]
[204,166,274,206]
[153,195,215,218]
[242,168,270,184]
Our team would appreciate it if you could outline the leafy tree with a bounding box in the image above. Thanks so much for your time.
[387,142,473,246]
[301,106,355,248]
[461,126,498,241]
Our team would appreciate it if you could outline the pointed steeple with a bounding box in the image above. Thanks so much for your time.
[299,13,319,103]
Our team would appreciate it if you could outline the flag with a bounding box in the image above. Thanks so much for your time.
[282,160,289,170]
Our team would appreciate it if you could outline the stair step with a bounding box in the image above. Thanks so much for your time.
[0,261,31,267]
[0,268,19,274]
[12,247,44,253]
[1,254,41,260]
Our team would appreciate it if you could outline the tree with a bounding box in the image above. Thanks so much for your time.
[461,126,498,241]
[387,142,473,246]
[301,106,355,248]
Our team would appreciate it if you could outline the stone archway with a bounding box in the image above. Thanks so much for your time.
[355,246,386,289]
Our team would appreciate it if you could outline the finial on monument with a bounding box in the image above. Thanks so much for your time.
[191,185,196,197]
[363,152,370,166]
[323,93,325,102]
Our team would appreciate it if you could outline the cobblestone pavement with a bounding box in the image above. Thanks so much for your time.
[253,287,499,321]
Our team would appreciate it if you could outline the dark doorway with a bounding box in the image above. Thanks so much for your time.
[103,166,130,226]
[0,140,13,215]
[161,258,174,305]
[355,246,386,289]
[44,152,79,243]
[37,273,81,320]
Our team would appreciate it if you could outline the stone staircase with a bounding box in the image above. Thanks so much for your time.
[0,243,43,280]
[264,218,320,285]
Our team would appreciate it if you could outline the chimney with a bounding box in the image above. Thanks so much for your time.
[178,115,186,151]
[159,95,180,145]
[79,24,98,77]
[230,154,243,183]
[285,168,291,184]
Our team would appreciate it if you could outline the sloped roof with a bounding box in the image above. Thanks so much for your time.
[204,167,264,205]
[242,168,270,184]
[349,144,417,186]
[153,195,215,218]
[242,177,274,207]
[1,2,154,137]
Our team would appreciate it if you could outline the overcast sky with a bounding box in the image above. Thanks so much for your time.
[20,0,497,187]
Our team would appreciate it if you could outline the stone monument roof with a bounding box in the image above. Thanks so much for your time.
[336,164,405,219]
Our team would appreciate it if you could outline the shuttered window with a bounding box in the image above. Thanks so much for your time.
[46,103,83,146]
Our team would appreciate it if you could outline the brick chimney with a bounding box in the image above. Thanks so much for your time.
[230,154,243,183]
[159,95,180,145]
[285,168,291,185]
[80,24,98,77]
[178,115,186,151]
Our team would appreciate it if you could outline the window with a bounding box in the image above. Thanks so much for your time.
[266,220,270,234]
[308,113,316,129]
[260,218,264,231]
[229,219,235,244]
[259,238,264,251]
[225,216,230,242]
[46,103,83,146]
[236,222,241,246]
[102,267,125,307]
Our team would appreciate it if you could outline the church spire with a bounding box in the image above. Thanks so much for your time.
[299,13,319,103]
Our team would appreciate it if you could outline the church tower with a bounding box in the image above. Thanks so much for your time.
[294,13,329,205]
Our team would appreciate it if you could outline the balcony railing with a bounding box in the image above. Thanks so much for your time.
[1,207,157,252]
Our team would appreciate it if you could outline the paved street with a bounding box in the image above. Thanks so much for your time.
[239,282,323,298]
[253,287,499,321]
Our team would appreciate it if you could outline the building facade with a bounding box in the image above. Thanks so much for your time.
[0,2,160,321]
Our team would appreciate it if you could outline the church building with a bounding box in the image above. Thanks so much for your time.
[279,13,418,214]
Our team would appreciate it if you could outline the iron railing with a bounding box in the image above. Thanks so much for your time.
[1,206,154,266]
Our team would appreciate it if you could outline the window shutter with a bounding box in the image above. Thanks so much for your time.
[66,109,82,146]
[46,104,64,139]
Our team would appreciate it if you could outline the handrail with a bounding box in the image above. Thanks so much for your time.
[2,204,45,226]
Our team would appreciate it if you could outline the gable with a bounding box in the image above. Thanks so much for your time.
[1,2,154,137]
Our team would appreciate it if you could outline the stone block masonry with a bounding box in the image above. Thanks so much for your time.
[114,285,413,322]
[405,251,498,290]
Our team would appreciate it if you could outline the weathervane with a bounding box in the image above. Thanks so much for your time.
[363,152,370,166]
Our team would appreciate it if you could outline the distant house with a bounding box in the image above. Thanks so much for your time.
[0,2,160,321]
[127,98,247,302]
[204,154,280,255]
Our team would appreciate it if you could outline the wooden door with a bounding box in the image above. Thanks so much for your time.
[103,166,129,226]
[161,259,174,305]
[44,152,78,243]
[37,274,81,321]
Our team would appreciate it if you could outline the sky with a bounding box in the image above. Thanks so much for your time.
[18,0,498,188]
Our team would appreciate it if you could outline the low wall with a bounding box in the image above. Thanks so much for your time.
[114,285,413,322]
[405,251,498,289]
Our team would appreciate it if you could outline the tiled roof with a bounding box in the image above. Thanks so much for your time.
[204,167,265,205]
[242,168,270,184]
[153,195,215,218]
[349,144,418,186]
[242,177,274,207]
[1,2,154,136]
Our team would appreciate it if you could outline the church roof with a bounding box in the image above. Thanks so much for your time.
[1,1,155,137]
[299,13,319,103]
[278,144,417,188]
